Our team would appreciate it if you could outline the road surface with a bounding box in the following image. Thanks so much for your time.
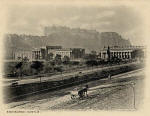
[7,69,145,110]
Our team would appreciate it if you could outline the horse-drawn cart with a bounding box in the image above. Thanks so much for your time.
[70,85,89,100]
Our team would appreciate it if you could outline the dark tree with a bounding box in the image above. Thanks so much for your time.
[15,62,23,79]
[84,54,97,61]
[54,54,62,64]
[131,49,144,59]
[22,57,29,62]
[110,56,121,64]
[107,46,111,61]
[15,62,23,69]
[86,60,98,66]
[30,61,43,75]
[31,61,44,82]
[43,62,52,73]
[17,57,22,61]
[50,61,55,71]
[54,66,63,72]
[47,53,54,61]
[71,61,80,65]
[63,55,70,64]
[31,61,44,73]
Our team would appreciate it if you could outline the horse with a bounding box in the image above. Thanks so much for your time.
[78,85,88,99]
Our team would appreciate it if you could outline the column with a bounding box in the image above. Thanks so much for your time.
[124,52,127,59]
[122,52,124,59]
[114,52,116,57]
[35,51,37,59]
[99,52,101,58]
[112,52,114,58]
[127,52,129,59]
[119,52,121,59]
[129,52,131,59]
[39,51,41,59]
[116,52,118,58]
[103,52,106,59]
[117,52,119,58]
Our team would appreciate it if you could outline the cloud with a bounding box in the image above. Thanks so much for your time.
[97,10,115,19]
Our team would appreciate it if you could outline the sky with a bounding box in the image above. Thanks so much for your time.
[6,4,145,45]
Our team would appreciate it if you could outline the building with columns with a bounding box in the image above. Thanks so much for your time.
[32,47,46,61]
[99,46,145,61]
[31,46,85,61]
[14,50,32,61]
[32,49,41,60]
[71,48,85,59]
[45,46,85,60]
[53,49,72,59]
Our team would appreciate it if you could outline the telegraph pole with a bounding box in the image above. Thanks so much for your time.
[131,82,136,109]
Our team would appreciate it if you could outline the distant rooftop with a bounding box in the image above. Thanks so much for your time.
[70,48,85,50]
[103,46,145,50]
[46,46,62,49]
[55,48,71,51]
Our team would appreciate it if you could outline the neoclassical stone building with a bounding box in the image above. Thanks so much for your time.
[99,46,145,61]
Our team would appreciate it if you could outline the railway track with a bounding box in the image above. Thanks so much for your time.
[8,68,144,110]
[6,68,144,104]
[11,78,141,109]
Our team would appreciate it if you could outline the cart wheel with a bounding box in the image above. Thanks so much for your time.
[71,95,76,100]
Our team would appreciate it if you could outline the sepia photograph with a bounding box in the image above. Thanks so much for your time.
[1,0,149,113]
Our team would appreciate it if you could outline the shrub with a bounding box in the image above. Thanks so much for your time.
[54,66,63,72]
[70,61,80,65]
[30,61,44,74]
[86,60,98,66]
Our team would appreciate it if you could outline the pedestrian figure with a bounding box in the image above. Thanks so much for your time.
[108,74,111,80]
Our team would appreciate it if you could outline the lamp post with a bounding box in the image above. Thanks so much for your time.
[60,68,63,81]
[120,82,136,109]
[61,71,63,81]
[40,76,41,83]
[130,82,136,109]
